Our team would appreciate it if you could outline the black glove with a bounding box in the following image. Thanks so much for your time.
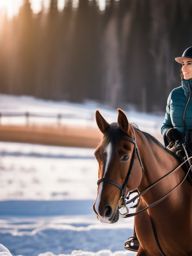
[164,128,185,161]
[174,141,185,159]
[164,128,183,146]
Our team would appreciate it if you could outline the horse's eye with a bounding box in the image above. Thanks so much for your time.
[120,154,129,162]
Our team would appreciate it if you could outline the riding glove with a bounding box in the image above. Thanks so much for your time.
[163,128,183,147]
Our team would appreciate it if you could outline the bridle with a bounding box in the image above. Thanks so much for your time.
[97,128,192,218]
[97,131,144,216]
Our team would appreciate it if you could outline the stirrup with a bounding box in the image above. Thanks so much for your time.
[124,236,139,252]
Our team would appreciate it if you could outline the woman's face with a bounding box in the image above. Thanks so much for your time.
[181,59,192,80]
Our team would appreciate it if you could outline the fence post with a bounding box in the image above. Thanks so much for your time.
[25,112,30,125]
[57,113,62,126]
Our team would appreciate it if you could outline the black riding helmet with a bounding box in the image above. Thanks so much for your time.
[175,46,192,64]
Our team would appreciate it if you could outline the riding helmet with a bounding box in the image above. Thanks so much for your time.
[175,46,192,64]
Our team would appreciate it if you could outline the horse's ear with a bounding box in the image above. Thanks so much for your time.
[117,108,129,133]
[95,110,110,134]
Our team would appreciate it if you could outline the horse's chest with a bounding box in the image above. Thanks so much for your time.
[135,206,192,255]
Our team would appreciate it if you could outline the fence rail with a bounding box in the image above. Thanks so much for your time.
[0,111,92,126]
[0,111,100,147]
[0,112,162,147]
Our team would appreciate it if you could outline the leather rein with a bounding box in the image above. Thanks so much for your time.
[97,130,192,218]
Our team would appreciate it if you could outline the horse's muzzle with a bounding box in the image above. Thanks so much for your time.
[93,202,119,223]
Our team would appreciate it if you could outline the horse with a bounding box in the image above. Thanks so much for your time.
[93,109,192,256]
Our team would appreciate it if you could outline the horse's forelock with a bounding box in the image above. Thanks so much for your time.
[104,122,130,142]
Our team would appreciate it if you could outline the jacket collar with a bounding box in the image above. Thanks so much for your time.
[182,79,192,96]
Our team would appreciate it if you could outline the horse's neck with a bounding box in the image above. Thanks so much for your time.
[135,130,182,194]
[134,130,192,244]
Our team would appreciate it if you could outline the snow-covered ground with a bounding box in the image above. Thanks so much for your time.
[0,95,164,256]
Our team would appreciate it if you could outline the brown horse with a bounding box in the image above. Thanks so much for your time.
[93,109,192,256]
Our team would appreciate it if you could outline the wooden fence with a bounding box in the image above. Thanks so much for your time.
[0,112,102,148]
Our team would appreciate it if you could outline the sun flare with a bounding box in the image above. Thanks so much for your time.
[0,0,117,21]
[0,0,23,19]
[29,0,66,14]
[57,0,66,12]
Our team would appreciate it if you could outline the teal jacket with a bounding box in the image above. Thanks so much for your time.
[161,79,192,136]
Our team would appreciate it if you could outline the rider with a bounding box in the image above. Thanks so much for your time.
[161,46,192,157]
[124,45,192,252]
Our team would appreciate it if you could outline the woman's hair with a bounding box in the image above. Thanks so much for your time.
[180,69,184,79]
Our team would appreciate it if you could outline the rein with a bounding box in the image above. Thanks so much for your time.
[97,128,192,218]
[125,157,192,217]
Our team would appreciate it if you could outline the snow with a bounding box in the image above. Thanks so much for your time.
[0,146,97,200]
[0,94,164,256]
[0,244,12,256]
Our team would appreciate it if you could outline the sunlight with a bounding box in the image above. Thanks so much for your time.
[0,0,119,19]
[29,0,43,14]
[0,0,23,19]
[42,0,51,13]
[97,0,106,12]
[57,0,66,12]
[72,0,79,9]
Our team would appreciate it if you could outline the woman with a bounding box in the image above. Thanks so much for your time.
[124,46,192,252]
[161,46,192,152]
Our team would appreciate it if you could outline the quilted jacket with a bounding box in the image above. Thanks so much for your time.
[161,79,192,136]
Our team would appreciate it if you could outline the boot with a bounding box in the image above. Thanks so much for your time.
[124,235,139,252]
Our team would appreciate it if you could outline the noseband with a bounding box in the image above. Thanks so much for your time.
[96,129,192,218]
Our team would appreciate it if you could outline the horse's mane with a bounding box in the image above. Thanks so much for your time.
[135,126,179,160]
[130,123,163,147]
[142,130,164,149]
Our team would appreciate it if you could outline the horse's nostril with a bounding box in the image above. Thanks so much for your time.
[93,203,97,214]
[104,205,112,218]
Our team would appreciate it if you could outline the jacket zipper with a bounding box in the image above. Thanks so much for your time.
[182,85,192,133]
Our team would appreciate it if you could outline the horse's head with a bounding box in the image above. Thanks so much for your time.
[93,109,143,223]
